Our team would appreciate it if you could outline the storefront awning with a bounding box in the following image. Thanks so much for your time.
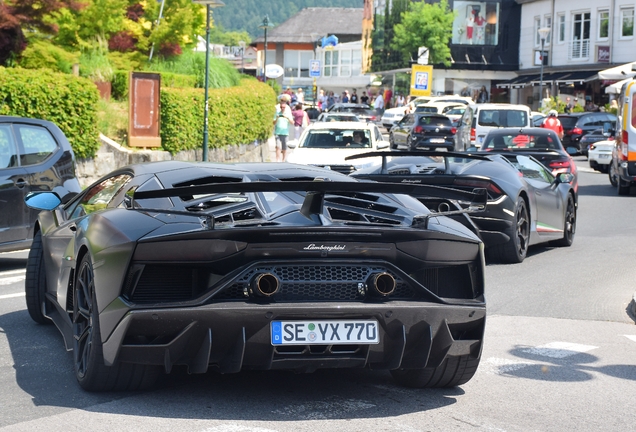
[553,71,599,84]
[598,62,636,80]
[605,78,634,94]
[528,72,572,85]
[495,75,538,89]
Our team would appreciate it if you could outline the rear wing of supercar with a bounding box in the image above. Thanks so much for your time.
[345,150,490,175]
[131,179,487,230]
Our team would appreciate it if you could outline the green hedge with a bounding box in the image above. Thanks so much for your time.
[160,78,277,154]
[0,67,100,159]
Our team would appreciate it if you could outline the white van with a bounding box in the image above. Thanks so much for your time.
[610,78,636,194]
[455,103,532,151]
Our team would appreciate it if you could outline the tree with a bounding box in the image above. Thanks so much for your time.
[391,0,455,67]
[0,0,82,65]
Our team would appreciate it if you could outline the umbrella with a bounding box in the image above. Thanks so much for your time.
[597,62,636,80]
[605,78,633,94]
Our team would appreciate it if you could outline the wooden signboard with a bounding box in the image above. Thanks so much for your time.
[128,72,161,148]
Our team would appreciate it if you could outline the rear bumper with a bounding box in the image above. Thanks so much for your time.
[412,137,454,150]
[102,301,486,374]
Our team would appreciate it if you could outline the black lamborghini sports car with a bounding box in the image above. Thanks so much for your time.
[24,161,487,392]
[348,151,577,264]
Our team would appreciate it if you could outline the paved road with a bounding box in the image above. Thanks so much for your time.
[0,157,635,431]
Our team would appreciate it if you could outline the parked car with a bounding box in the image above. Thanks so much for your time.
[286,121,390,174]
[579,127,615,157]
[478,128,577,179]
[24,160,487,391]
[315,112,361,122]
[445,106,467,123]
[588,139,614,173]
[0,116,81,253]
[413,102,465,115]
[381,96,472,130]
[325,103,377,123]
[347,150,577,264]
[456,103,532,151]
[558,112,617,153]
[389,113,456,152]
[532,111,545,127]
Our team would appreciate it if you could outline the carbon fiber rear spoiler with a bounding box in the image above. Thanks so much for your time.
[345,151,490,174]
[132,180,487,229]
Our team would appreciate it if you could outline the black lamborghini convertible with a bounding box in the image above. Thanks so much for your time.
[348,151,578,264]
[25,161,487,392]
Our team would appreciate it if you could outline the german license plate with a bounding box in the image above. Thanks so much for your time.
[430,138,445,143]
[271,320,379,345]
[599,154,610,159]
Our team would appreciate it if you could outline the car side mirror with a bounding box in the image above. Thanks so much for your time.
[554,173,574,184]
[25,191,62,211]
[287,140,297,149]
[377,141,390,150]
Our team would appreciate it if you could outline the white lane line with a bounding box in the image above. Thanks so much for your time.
[625,335,636,343]
[0,275,26,286]
[0,292,25,300]
[0,269,26,276]
[521,341,597,358]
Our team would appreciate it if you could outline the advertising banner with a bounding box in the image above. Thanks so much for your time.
[410,65,433,97]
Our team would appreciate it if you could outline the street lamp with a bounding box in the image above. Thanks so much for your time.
[192,0,225,162]
[238,40,245,74]
[259,15,273,83]
[537,27,550,110]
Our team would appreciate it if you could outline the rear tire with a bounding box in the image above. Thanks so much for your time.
[389,133,397,150]
[618,177,631,196]
[25,231,51,324]
[73,254,160,392]
[489,197,529,264]
[390,354,481,388]
[609,162,618,187]
[551,194,576,247]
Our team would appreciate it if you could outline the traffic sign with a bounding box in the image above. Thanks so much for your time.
[310,60,321,77]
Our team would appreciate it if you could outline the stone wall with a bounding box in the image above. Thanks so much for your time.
[75,135,270,187]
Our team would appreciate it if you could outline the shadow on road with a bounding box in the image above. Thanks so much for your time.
[576,183,616,197]
[0,309,462,425]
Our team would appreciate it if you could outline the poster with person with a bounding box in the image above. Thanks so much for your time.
[452,1,500,46]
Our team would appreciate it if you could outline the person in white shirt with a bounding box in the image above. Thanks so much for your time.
[296,88,305,104]
[373,93,384,115]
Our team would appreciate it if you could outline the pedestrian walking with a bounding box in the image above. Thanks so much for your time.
[373,92,384,116]
[360,91,369,104]
[296,88,305,104]
[350,89,358,103]
[564,97,573,113]
[292,103,309,141]
[273,98,293,162]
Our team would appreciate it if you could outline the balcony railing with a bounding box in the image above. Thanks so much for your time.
[569,40,590,59]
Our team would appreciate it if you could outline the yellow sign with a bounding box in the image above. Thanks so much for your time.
[410,65,433,97]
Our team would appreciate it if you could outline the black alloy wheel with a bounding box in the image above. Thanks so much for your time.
[389,133,397,150]
[73,254,160,391]
[551,194,576,247]
[407,135,417,151]
[488,197,529,264]
[609,162,618,187]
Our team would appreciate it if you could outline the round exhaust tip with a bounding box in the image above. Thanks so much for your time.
[251,273,280,297]
[368,272,396,296]
[438,202,450,212]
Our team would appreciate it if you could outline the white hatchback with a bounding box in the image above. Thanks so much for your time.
[588,139,614,173]
[287,122,390,174]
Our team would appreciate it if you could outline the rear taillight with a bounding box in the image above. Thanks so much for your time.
[623,130,628,144]
[548,159,573,175]
[589,144,596,150]
[451,127,457,135]
[470,128,476,140]
[369,116,376,121]
[548,160,571,169]
[572,127,583,135]
[453,178,502,198]
[414,125,423,133]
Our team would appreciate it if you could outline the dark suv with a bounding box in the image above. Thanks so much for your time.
[0,116,81,253]
[558,112,617,153]
[389,113,456,151]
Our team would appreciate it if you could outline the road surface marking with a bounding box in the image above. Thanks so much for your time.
[0,292,25,300]
[625,335,636,343]
[0,269,26,276]
[0,275,26,286]
[521,341,597,358]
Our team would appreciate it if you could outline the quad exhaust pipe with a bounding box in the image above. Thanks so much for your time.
[438,202,451,212]
[251,273,280,297]
[367,272,396,296]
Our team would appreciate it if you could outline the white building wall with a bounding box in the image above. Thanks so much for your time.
[519,0,636,71]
